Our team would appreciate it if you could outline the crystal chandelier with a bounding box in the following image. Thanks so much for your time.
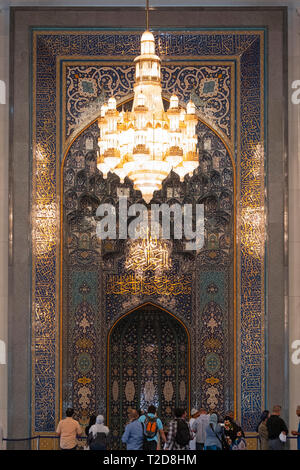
[97,30,199,203]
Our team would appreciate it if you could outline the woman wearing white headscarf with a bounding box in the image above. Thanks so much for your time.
[88,415,110,450]
[204,413,225,450]
[189,408,200,450]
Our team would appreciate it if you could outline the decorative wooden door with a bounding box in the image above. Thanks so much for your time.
[108,304,189,449]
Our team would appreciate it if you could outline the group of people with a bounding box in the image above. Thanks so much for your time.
[188,408,246,450]
[256,405,300,450]
[55,404,300,451]
[56,408,109,451]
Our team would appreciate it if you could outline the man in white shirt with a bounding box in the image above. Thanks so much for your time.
[192,408,210,450]
[189,408,200,450]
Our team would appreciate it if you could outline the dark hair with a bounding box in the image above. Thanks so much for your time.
[85,414,96,437]
[88,414,96,425]
[236,426,245,438]
[66,408,74,417]
[256,410,269,432]
[129,409,139,420]
[224,415,233,423]
[174,408,185,418]
[148,405,156,414]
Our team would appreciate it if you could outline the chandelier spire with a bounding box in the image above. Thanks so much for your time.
[146,0,149,31]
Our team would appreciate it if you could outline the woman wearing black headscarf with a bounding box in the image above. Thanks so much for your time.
[231,427,247,450]
[85,415,96,437]
[256,410,270,450]
[223,415,239,447]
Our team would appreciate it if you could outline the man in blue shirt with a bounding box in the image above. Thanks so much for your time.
[139,405,167,450]
[122,409,144,450]
[291,405,300,450]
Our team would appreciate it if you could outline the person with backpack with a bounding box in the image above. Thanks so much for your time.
[139,405,166,450]
[87,414,110,450]
[165,408,193,450]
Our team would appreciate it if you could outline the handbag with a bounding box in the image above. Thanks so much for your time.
[279,432,287,443]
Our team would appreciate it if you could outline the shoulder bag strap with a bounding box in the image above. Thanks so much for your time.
[210,423,224,446]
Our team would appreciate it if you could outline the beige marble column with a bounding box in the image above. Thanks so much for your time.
[0,6,8,450]
[288,3,300,451]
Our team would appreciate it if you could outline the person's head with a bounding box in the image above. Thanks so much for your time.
[260,410,269,422]
[128,409,139,420]
[174,408,186,419]
[191,408,199,418]
[174,407,182,418]
[199,407,207,415]
[296,406,300,417]
[225,410,234,421]
[236,427,245,438]
[209,413,218,429]
[96,415,104,425]
[224,415,233,426]
[66,408,74,417]
[148,405,156,415]
[272,405,281,416]
[85,414,96,436]
[255,410,270,432]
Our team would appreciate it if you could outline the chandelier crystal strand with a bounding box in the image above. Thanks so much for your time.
[97,30,199,203]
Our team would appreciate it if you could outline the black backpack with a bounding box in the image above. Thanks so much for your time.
[175,419,190,446]
[88,431,107,449]
[143,415,158,439]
